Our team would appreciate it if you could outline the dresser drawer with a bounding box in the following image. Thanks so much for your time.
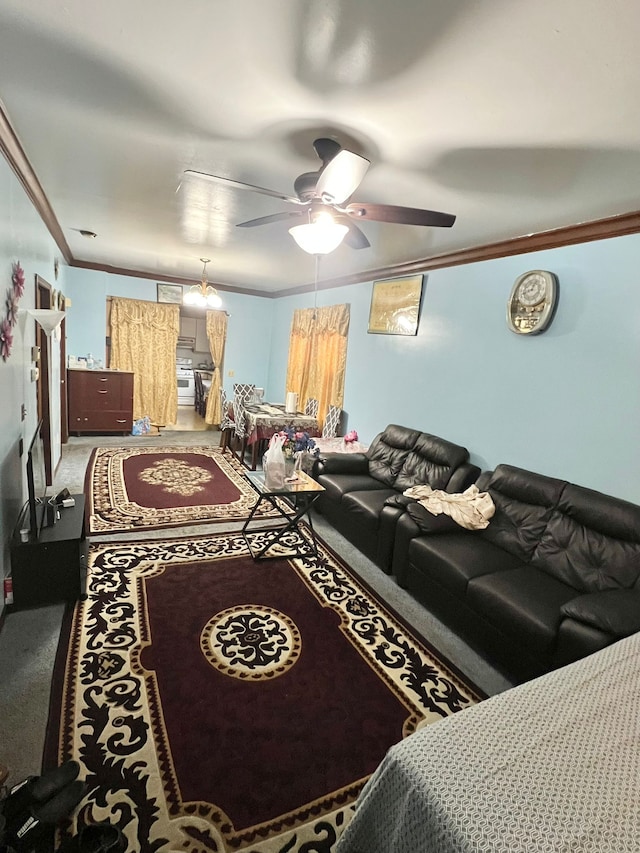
[69,411,132,433]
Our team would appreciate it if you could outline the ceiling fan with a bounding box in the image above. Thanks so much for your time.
[184,138,456,252]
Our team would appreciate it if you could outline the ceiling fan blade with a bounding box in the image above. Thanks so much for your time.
[315,150,370,204]
[345,202,456,228]
[236,211,304,228]
[183,170,303,205]
[342,222,371,250]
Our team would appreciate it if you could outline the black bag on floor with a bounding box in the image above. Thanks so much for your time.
[56,822,126,853]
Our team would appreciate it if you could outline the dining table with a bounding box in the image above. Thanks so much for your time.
[242,402,320,470]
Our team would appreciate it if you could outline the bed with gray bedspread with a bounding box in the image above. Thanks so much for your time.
[336,633,640,853]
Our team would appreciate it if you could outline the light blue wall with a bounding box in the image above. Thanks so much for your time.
[64,268,275,395]
[270,236,640,504]
[0,154,65,587]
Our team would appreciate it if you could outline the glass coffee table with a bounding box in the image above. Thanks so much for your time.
[242,470,325,560]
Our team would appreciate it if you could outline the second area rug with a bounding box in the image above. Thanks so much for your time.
[45,530,484,853]
[84,445,279,533]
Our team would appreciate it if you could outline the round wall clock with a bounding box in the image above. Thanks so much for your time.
[507,270,558,335]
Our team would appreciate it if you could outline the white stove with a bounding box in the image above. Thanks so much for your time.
[176,357,195,405]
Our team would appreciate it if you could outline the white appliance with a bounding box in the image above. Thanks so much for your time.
[176,357,195,405]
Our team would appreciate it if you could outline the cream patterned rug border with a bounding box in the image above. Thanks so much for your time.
[85,445,279,533]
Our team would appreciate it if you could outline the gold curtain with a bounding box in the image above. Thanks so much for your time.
[204,310,228,424]
[110,297,179,424]
[285,303,350,426]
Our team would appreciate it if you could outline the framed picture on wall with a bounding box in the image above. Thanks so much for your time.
[368,274,424,336]
[157,283,183,304]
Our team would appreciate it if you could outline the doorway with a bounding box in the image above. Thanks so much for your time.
[35,275,53,484]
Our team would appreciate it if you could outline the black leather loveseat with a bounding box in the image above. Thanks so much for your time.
[313,424,480,572]
[391,463,640,682]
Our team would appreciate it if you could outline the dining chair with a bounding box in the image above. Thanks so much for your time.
[304,397,319,418]
[219,388,234,453]
[233,383,256,406]
[232,397,249,464]
[193,371,206,416]
[322,405,341,439]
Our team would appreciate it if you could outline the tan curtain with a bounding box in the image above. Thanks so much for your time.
[110,297,179,425]
[204,310,228,424]
[285,304,350,426]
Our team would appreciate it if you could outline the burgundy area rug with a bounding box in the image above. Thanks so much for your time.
[45,530,484,853]
[84,445,280,533]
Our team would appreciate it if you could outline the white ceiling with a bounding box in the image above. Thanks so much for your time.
[1,0,639,294]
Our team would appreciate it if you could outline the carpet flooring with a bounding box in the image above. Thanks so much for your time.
[45,530,484,853]
[84,445,281,534]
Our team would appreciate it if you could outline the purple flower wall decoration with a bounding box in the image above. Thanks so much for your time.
[2,261,26,360]
[12,261,25,297]
[0,317,14,361]
[6,291,19,327]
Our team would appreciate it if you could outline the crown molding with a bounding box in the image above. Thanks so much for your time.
[274,210,640,296]
[69,259,267,299]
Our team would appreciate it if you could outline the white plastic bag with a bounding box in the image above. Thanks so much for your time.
[263,433,286,489]
[132,415,151,435]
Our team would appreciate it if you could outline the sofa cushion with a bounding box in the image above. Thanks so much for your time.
[317,473,389,504]
[342,489,398,532]
[394,433,469,492]
[466,566,577,653]
[533,484,640,592]
[561,589,640,636]
[366,424,421,487]
[408,533,523,598]
[481,465,567,563]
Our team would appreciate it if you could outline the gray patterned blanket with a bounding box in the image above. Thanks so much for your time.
[336,633,640,852]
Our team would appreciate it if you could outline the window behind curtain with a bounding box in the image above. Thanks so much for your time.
[285,304,350,428]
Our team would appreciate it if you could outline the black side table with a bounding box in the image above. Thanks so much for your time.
[242,470,325,560]
[10,494,88,609]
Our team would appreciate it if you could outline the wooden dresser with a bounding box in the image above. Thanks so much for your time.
[68,368,134,435]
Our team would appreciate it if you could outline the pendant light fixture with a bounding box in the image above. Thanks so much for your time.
[183,258,223,308]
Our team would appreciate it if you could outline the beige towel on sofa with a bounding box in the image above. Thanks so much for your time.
[403,484,496,530]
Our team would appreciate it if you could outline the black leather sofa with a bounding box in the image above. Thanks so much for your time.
[391,463,640,682]
[313,424,480,572]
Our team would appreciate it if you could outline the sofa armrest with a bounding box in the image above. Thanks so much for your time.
[314,452,369,477]
[447,462,481,493]
[383,494,415,509]
[405,501,463,534]
[561,589,640,637]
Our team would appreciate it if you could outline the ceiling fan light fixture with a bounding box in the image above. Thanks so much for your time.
[183,258,223,309]
[289,216,349,255]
